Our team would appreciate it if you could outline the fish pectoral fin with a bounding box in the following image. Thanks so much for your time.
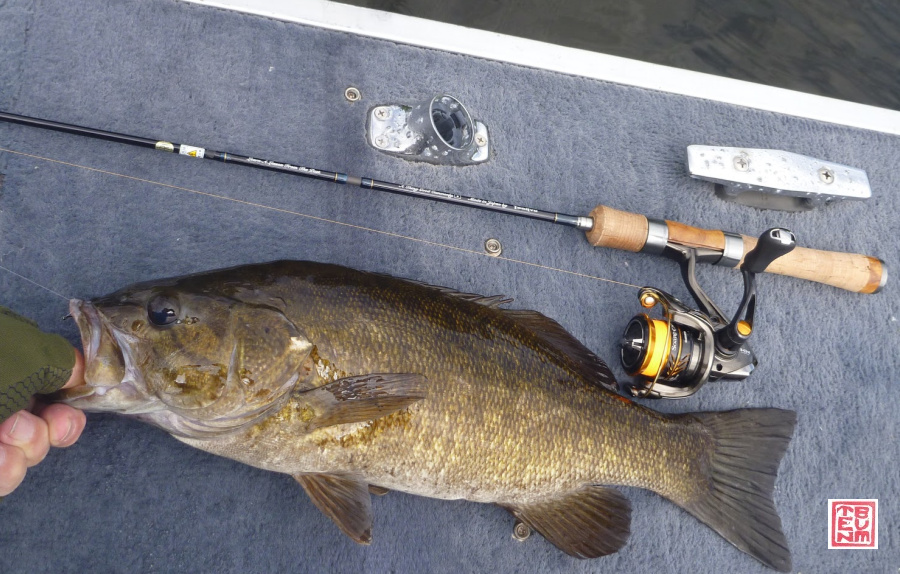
[295,473,373,544]
[300,373,427,430]
[368,485,389,496]
[503,486,631,559]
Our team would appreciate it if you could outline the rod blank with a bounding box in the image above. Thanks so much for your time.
[0,111,590,229]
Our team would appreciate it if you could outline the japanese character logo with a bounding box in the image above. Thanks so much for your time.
[829,499,877,549]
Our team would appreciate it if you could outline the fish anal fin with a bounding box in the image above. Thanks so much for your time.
[295,473,373,544]
[503,486,631,559]
[299,373,426,430]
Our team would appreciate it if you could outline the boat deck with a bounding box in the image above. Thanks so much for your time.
[1,1,897,572]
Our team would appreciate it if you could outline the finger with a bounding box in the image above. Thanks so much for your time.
[62,348,85,389]
[0,443,27,496]
[0,411,50,467]
[39,403,87,447]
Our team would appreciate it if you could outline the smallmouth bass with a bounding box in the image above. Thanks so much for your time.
[58,261,795,570]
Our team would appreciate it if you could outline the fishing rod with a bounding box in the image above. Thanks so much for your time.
[0,111,886,294]
[0,112,585,229]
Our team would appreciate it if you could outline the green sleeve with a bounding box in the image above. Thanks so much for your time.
[0,306,75,422]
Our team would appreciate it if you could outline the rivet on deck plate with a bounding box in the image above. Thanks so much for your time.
[733,155,749,171]
[475,134,488,147]
[344,87,361,102]
[484,238,502,256]
[512,520,531,541]
[374,107,391,120]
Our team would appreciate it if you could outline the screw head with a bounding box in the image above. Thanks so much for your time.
[374,136,387,148]
[484,238,502,256]
[475,134,488,147]
[512,521,531,541]
[818,167,835,184]
[374,107,391,120]
[344,87,361,102]
[733,155,750,171]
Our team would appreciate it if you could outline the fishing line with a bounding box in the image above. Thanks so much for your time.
[0,262,71,301]
[0,146,641,291]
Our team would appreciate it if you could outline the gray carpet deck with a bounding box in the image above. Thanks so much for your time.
[0,0,897,572]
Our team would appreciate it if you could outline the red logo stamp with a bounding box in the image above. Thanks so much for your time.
[829,499,877,549]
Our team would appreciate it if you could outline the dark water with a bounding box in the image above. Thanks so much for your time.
[337,0,900,111]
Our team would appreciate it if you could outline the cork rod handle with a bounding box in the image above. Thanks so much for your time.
[584,205,885,294]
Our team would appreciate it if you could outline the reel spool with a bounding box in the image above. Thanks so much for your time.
[619,228,797,399]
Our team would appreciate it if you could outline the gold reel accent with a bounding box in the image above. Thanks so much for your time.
[629,290,677,398]
[636,315,670,379]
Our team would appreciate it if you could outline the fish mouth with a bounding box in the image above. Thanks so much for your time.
[55,299,159,414]
[70,299,105,376]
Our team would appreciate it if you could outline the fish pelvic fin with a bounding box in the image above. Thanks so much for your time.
[298,373,427,430]
[501,485,631,558]
[295,473,373,544]
[677,408,796,572]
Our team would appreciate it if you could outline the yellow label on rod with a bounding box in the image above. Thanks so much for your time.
[179,144,205,159]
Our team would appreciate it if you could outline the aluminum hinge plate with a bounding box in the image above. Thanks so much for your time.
[686,145,871,211]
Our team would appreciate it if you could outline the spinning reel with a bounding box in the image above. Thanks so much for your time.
[619,228,797,399]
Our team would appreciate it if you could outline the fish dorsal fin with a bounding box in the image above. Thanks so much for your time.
[368,485,390,496]
[502,310,617,391]
[432,290,512,308]
[414,282,513,307]
[422,280,616,390]
[503,486,631,558]
[419,279,615,389]
[376,271,615,389]
[299,373,427,430]
[371,272,513,308]
[295,474,373,544]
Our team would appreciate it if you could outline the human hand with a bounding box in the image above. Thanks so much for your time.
[0,306,89,496]
[0,348,87,496]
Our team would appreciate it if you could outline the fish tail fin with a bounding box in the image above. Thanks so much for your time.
[674,408,796,572]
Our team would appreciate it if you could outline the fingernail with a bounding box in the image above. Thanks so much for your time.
[7,413,35,442]
[59,419,75,444]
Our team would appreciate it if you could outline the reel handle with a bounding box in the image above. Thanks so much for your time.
[584,204,885,294]
[718,228,796,350]
[742,228,796,273]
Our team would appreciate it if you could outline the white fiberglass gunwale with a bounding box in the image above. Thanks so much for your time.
[187,0,900,136]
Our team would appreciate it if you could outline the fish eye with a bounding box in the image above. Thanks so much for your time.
[147,295,180,326]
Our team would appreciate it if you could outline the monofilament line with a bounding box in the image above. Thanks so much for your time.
[0,146,640,291]
[0,263,71,301]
